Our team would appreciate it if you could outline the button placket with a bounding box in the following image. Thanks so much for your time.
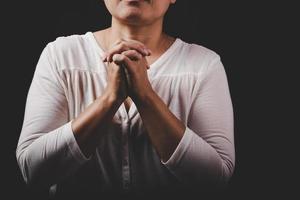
[121,120,131,190]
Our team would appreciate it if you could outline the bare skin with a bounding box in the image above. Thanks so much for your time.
[71,0,184,162]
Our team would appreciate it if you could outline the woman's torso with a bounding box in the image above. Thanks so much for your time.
[45,32,217,196]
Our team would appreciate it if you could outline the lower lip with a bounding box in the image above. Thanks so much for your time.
[122,0,148,3]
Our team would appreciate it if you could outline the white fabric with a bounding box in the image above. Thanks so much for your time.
[16,32,235,194]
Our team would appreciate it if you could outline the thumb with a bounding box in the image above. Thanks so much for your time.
[112,54,133,71]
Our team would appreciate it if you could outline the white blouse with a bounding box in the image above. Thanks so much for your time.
[16,32,235,196]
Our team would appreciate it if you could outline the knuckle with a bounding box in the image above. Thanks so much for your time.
[120,42,126,48]
[115,39,123,45]
[121,51,128,56]
[119,54,126,60]
[130,49,138,54]
[112,54,120,60]
[138,44,145,49]
[120,43,130,51]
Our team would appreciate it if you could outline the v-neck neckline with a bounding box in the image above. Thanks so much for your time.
[87,31,181,71]
[121,100,136,121]
[86,31,181,121]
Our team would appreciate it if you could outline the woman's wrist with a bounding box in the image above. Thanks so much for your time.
[102,88,125,108]
[133,87,156,107]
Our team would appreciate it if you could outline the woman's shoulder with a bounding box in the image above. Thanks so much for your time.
[173,39,221,75]
[43,32,102,72]
[180,39,220,65]
[46,32,93,56]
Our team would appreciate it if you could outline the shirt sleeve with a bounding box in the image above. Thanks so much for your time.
[162,56,235,187]
[16,45,90,188]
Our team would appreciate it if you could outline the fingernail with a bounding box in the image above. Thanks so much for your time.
[143,48,149,55]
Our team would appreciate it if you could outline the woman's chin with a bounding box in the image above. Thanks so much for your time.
[116,0,151,23]
[119,11,145,24]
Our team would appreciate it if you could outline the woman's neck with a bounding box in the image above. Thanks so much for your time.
[107,17,166,52]
[95,17,175,65]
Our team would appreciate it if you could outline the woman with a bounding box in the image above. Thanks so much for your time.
[16,0,235,198]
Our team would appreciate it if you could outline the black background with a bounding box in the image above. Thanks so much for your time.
[3,0,299,199]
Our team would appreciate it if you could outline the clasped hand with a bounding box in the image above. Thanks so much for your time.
[103,39,153,104]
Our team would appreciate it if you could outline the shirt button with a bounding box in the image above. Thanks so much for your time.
[123,158,128,165]
[124,181,129,188]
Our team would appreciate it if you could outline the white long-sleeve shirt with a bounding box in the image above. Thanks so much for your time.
[16,32,235,196]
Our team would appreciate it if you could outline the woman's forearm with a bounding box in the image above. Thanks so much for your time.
[72,89,123,157]
[135,89,185,162]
